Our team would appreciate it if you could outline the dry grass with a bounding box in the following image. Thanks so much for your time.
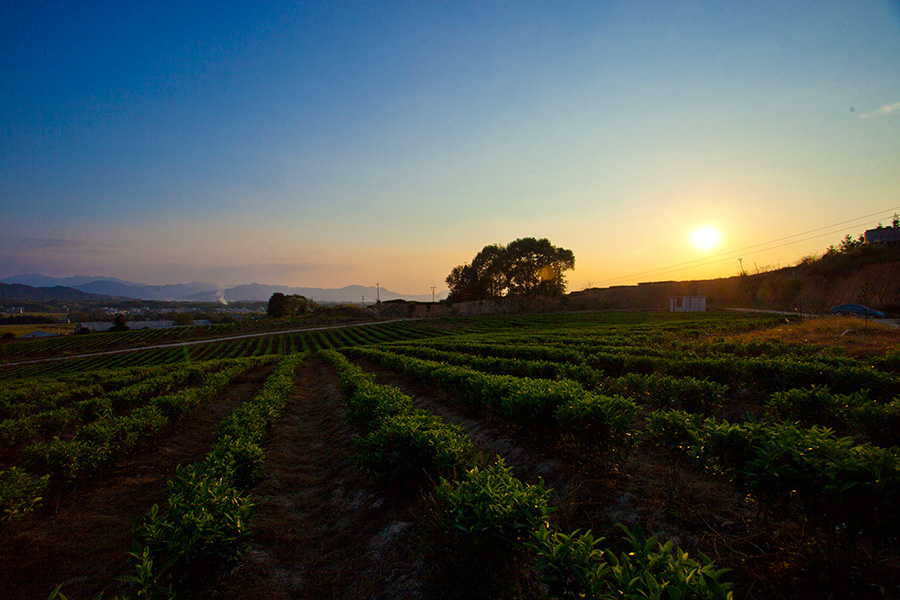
[730,315,900,358]
[0,323,76,337]
[0,313,75,338]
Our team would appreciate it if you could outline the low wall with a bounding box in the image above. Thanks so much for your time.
[377,258,900,319]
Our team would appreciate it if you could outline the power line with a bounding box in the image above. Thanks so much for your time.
[600,217,881,284]
[592,206,900,287]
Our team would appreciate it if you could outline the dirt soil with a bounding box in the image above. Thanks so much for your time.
[0,366,274,600]
[206,356,427,600]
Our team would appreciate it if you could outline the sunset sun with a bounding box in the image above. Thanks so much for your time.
[690,226,722,251]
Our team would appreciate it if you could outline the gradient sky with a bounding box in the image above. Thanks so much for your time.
[2,1,899,296]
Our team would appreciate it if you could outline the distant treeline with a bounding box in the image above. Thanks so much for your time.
[0,314,58,325]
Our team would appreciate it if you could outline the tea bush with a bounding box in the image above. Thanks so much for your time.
[122,353,304,597]
[647,409,900,544]
[604,372,727,413]
[532,524,733,600]
[353,410,474,482]
[348,348,639,454]
[768,386,900,446]
[0,467,49,524]
[435,458,552,550]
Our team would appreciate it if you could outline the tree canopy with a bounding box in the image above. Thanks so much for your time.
[267,293,318,318]
[108,313,130,332]
[446,237,575,302]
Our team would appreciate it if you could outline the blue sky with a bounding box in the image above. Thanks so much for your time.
[2,1,899,295]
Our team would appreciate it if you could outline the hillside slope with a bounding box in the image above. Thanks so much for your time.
[0,283,110,302]
[569,246,900,314]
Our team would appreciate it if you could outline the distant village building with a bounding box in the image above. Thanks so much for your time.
[864,226,900,244]
[669,296,706,312]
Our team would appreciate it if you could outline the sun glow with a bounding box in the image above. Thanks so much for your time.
[690,226,722,251]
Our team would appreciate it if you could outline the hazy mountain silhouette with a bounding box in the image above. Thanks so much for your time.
[0,275,434,303]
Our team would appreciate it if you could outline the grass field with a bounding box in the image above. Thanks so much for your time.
[0,323,77,338]
[0,313,76,338]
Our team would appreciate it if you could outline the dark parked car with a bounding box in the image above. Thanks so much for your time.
[830,303,886,318]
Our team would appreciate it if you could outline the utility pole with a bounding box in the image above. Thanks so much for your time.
[375,283,380,303]
[738,258,745,276]
[362,295,365,307]
[431,286,436,303]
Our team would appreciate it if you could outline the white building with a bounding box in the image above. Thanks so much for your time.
[669,296,707,312]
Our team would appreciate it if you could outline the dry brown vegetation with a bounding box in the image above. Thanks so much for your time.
[729,315,900,358]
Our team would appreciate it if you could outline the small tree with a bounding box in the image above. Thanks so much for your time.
[267,292,289,318]
[108,313,130,332]
[173,312,194,327]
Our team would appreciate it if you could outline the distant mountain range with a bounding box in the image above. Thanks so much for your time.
[0,274,435,303]
[0,282,106,302]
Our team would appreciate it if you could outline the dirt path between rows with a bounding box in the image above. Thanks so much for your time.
[0,366,274,600]
[208,356,426,600]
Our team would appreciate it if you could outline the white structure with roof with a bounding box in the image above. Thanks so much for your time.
[669,296,706,312]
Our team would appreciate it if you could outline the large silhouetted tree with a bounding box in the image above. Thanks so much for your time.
[446,237,575,302]
[267,293,317,317]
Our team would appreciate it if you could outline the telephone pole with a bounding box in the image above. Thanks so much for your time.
[375,283,380,303]
[431,286,436,303]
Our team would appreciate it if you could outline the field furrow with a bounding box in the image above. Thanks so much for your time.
[0,364,276,599]
[208,356,426,599]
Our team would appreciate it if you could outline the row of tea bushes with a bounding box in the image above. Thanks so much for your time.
[117,353,305,598]
[346,347,639,458]
[321,349,475,483]
[648,409,900,547]
[386,340,740,418]
[766,386,900,447]
[0,357,275,530]
[602,372,729,414]
[324,349,733,599]
[375,342,600,388]
[21,356,276,486]
[0,358,254,449]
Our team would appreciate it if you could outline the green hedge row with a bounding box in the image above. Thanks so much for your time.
[121,352,305,598]
[320,349,474,483]
[21,356,276,486]
[648,409,900,546]
[603,372,728,414]
[586,350,898,399]
[767,385,900,447]
[323,349,732,599]
[0,359,246,449]
[346,347,639,457]
[374,343,601,388]
[0,357,276,533]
